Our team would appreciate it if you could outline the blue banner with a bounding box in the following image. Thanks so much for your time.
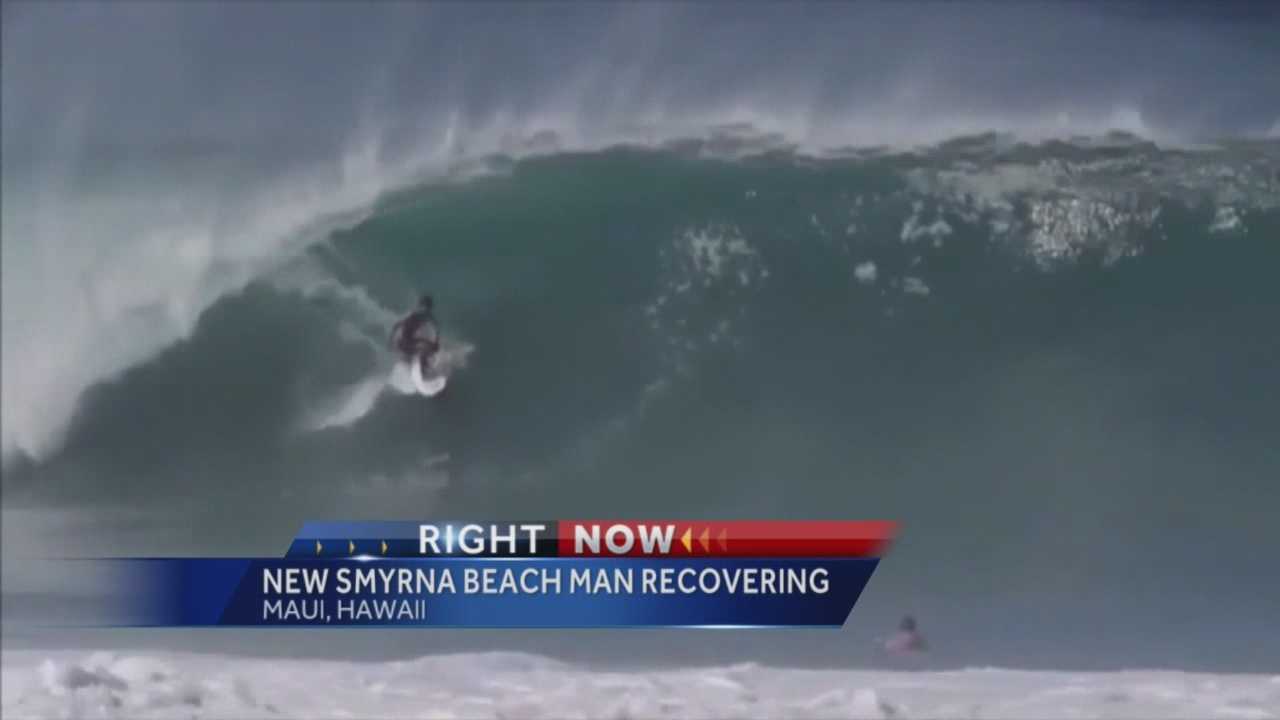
[108,557,880,628]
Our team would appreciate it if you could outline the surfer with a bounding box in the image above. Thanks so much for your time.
[879,614,928,655]
[390,294,441,375]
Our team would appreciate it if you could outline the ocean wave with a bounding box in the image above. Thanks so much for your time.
[7,5,1279,465]
[6,649,1279,719]
[4,134,1277,467]
[3,137,1279,669]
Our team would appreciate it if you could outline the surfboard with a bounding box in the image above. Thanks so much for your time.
[388,340,469,398]
[409,357,448,397]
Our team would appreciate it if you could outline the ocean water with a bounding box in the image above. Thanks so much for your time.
[3,2,1279,681]
[6,650,1280,719]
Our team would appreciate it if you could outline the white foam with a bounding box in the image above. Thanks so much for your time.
[683,225,759,282]
[902,277,931,297]
[4,650,1278,720]
[1210,206,1244,234]
[304,375,389,432]
[900,206,953,244]
[663,102,1172,156]
[645,223,766,365]
[854,262,879,285]
[307,335,474,431]
[899,151,1265,271]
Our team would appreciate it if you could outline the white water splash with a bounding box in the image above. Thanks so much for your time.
[5,650,1279,720]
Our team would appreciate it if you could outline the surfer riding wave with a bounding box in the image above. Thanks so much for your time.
[390,294,441,376]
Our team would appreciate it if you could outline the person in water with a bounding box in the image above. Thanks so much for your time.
[390,294,441,373]
[881,614,928,655]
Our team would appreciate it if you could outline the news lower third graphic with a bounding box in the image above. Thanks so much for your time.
[80,521,895,628]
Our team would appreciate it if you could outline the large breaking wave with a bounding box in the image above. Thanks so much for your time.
[6,2,1279,464]
[7,135,1280,669]
[4,4,1280,670]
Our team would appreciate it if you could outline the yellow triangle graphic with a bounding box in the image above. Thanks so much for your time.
[315,540,323,555]
[680,527,692,553]
[381,540,388,555]
[348,540,355,555]
[699,528,710,552]
[717,528,728,552]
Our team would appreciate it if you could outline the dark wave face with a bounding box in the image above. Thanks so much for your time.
[3,3,1279,672]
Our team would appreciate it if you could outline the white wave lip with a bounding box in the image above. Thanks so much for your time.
[0,133,416,464]
[0,119,506,466]
[4,650,1279,720]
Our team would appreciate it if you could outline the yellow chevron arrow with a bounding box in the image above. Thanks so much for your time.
[348,540,355,555]
[717,528,728,552]
[698,528,710,552]
[680,527,692,553]
[381,540,388,555]
[315,540,323,555]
